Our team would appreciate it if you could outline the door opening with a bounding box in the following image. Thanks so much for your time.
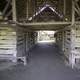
[37,31,55,43]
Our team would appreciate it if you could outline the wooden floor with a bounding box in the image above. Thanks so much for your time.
[0,43,80,80]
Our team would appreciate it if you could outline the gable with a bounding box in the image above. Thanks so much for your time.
[28,4,63,22]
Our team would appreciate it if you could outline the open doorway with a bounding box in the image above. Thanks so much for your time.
[37,31,55,43]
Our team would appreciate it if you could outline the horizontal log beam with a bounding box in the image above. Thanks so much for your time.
[9,20,80,26]
[16,21,72,26]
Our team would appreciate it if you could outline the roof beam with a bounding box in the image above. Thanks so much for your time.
[5,10,12,17]
[2,0,11,16]
[28,4,63,21]
[74,7,80,16]
[75,1,80,13]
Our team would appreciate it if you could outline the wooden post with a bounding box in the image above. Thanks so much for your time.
[12,0,17,21]
[3,0,11,16]
[63,0,66,16]
[26,0,29,19]
[72,0,75,25]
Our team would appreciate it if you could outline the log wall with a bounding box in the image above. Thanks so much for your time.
[55,24,80,68]
[0,26,17,62]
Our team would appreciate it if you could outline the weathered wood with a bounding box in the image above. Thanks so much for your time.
[2,0,11,16]
[55,24,80,68]
[12,0,17,21]
[0,27,17,62]
[17,21,71,26]
[72,0,75,25]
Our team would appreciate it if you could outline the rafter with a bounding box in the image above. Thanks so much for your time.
[5,10,12,17]
[74,7,80,16]
[2,0,11,16]
[28,4,63,21]
[75,1,80,13]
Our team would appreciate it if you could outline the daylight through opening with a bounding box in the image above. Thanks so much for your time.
[37,31,55,43]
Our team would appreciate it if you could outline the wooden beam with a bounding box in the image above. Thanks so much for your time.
[3,0,11,16]
[26,0,29,19]
[16,21,71,26]
[72,0,75,25]
[9,20,80,26]
[12,0,17,21]
[74,7,80,16]
[75,1,80,13]
[6,0,12,5]
[63,0,66,15]
[5,10,12,17]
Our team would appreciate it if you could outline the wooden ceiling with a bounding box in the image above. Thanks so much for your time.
[0,0,80,31]
[16,0,72,22]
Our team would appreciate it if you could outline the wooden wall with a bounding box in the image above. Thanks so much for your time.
[0,25,37,64]
[0,26,17,62]
[55,24,80,68]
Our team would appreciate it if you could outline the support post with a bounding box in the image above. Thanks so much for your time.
[72,0,75,25]
[63,0,66,16]
[26,0,29,19]
[12,0,17,21]
[75,2,80,13]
